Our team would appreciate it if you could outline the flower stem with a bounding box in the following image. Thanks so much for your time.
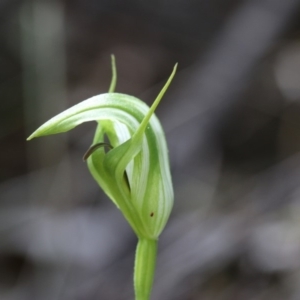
[134,238,158,300]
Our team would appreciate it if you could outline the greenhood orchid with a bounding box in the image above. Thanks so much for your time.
[27,56,176,300]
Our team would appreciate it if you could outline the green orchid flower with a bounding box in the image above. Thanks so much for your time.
[27,56,176,300]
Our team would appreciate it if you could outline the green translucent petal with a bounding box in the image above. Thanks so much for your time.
[27,93,149,140]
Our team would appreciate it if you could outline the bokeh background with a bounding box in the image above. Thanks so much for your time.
[1,0,300,299]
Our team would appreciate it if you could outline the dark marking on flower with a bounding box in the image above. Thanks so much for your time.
[150,212,154,217]
[83,142,131,192]
[124,171,131,192]
[83,142,113,161]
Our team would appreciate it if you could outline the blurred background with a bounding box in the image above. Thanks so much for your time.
[1,0,300,299]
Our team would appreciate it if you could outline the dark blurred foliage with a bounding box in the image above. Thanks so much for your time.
[1,0,300,299]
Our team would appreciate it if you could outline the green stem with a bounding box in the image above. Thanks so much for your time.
[134,238,158,300]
